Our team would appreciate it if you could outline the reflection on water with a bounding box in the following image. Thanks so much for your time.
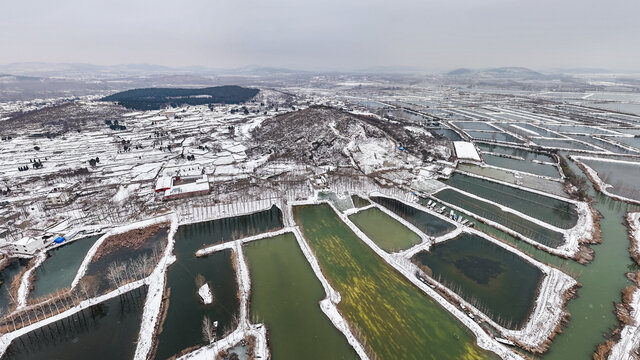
[3,287,147,360]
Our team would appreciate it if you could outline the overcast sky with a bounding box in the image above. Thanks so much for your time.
[2,0,638,72]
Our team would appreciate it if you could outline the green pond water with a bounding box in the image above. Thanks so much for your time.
[2,287,147,360]
[154,206,283,359]
[84,228,168,295]
[29,235,102,300]
[483,153,560,178]
[457,164,568,198]
[441,154,640,359]
[348,207,421,252]
[477,143,555,163]
[445,173,578,229]
[465,131,522,143]
[413,233,543,329]
[0,258,29,314]
[351,194,370,208]
[581,158,640,202]
[245,233,357,360]
[432,128,463,141]
[293,204,498,360]
[533,138,597,151]
[370,196,456,237]
[453,121,498,131]
[434,188,565,248]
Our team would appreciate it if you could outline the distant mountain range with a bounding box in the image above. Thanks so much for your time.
[445,67,544,78]
[0,62,313,78]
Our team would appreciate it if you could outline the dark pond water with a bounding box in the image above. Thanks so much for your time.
[0,258,30,314]
[413,233,543,329]
[371,196,456,237]
[84,229,168,295]
[2,287,147,360]
[351,194,370,208]
[445,172,578,229]
[153,206,283,360]
[434,189,565,248]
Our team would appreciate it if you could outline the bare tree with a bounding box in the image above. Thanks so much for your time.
[202,316,216,343]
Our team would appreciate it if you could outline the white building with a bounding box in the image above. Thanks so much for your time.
[163,175,210,201]
[5,236,48,256]
[46,191,71,207]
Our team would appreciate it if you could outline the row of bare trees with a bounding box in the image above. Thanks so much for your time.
[106,250,159,289]
[0,277,97,333]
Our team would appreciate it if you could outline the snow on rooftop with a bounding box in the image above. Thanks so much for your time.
[453,141,481,161]
[164,175,209,196]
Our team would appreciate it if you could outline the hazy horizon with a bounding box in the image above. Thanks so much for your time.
[2,0,639,73]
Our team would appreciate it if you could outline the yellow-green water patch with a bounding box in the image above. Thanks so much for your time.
[349,207,421,252]
[246,233,357,359]
[294,204,498,360]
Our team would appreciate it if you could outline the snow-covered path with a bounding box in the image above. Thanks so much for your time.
[15,252,46,310]
[133,214,178,360]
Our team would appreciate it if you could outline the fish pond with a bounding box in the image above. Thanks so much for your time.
[0,258,29,314]
[431,128,464,141]
[413,233,543,329]
[29,235,102,300]
[465,131,522,143]
[154,206,283,359]
[457,163,568,198]
[483,154,560,178]
[477,143,555,163]
[351,194,370,208]
[434,188,565,248]
[293,204,498,360]
[245,233,357,360]
[348,207,422,252]
[2,287,147,360]
[580,158,640,202]
[444,173,578,229]
[370,196,456,237]
[84,227,168,295]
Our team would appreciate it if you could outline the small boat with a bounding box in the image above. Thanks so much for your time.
[495,337,515,346]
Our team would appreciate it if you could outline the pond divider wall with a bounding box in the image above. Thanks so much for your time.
[348,194,578,353]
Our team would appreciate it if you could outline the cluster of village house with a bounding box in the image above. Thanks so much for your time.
[1,166,211,257]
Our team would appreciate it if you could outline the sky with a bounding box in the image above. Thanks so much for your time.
[1,0,639,73]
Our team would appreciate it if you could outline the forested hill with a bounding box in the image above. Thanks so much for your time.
[101,85,259,110]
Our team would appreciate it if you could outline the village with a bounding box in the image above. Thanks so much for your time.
[0,80,639,360]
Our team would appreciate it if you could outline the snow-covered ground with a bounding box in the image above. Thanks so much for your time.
[133,214,178,360]
[608,288,640,360]
[198,284,212,305]
[454,141,482,161]
[15,252,46,309]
